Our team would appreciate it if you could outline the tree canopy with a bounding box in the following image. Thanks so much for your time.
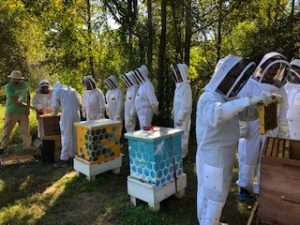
[1,0,299,124]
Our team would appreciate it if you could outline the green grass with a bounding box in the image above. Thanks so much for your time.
[0,152,255,225]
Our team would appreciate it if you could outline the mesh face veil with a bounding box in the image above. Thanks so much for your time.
[83,76,96,90]
[121,74,134,88]
[105,75,118,90]
[133,70,144,84]
[171,64,183,83]
[258,60,290,87]
[225,61,256,98]
[217,59,255,98]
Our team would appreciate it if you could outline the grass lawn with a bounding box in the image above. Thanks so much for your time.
[0,144,255,225]
[0,105,255,225]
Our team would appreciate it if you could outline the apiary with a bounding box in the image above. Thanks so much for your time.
[125,127,187,211]
[258,102,278,135]
[38,114,61,138]
[259,137,300,225]
[73,119,122,180]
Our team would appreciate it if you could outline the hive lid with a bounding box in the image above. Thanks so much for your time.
[125,127,183,141]
[74,119,121,129]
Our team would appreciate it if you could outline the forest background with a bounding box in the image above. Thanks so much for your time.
[1,0,300,129]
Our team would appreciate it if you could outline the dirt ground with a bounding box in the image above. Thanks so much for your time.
[0,141,255,225]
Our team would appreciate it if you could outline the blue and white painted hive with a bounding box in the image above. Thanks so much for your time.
[125,127,183,187]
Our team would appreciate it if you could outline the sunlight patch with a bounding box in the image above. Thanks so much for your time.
[0,179,5,192]
[0,172,76,224]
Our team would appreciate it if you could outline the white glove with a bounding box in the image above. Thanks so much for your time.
[270,93,283,103]
[249,96,266,106]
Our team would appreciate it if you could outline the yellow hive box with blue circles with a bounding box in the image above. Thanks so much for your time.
[74,119,121,164]
[125,127,184,188]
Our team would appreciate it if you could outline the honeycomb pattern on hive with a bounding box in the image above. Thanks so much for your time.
[76,124,121,163]
[128,136,183,187]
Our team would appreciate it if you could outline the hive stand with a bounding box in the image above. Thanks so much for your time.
[74,156,122,181]
[127,173,187,212]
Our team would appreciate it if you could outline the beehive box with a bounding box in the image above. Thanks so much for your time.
[258,102,278,135]
[41,135,61,162]
[259,137,300,225]
[125,127,183,188]
[38,114,61,138]
[74,119,121,164]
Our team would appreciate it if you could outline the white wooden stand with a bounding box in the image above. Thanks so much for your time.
[127,173,187,212]
[74,156,122,181]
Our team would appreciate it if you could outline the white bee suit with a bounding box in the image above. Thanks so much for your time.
[122,72,139,132]
[32,80,53,114]
[196,55,257,225]
[82,89,105,121]
[285,59,300,140]
[236,52,289,194]
[105,75,123,121]
[171,64,192,158]
[134,65,159,129]
[51,81,81,161]
[82,76,106,121]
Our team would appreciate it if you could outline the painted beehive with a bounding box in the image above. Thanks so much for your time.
[74,119,121,164]
[125,127,183,187]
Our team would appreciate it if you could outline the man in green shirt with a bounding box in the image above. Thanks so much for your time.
[0,71,32,154]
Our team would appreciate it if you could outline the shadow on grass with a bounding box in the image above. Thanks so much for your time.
[0,139,254,225]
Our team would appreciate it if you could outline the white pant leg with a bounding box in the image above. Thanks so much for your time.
[237,122,262,191]
[197,150,205,224]
[60,116,75,161]
[175,119,191,158]
[125,116,136,132]
[288,120,300,140]
[197,148,234,225]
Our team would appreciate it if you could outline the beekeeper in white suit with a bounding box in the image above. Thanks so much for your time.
[236,52,289,200]
[133,65,159,130]
[196,54,277,225]
[32,79,53,115]
[82,76,106,121]
[285,59,300,140]
[104,75,123,121]
[121,71,139,132]
[51,81,81,166]
[171,63,192,158]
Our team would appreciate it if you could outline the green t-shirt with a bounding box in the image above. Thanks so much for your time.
[5,81,30,113]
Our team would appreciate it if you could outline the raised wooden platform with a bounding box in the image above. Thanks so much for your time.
[127,173,187,212]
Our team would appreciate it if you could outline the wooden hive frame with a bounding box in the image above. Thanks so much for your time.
[258,102,278,135]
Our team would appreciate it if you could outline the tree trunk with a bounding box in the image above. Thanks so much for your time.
[170,0,183,61]
[127,0,134,66]
[216,0,222,62]
[157,0,167,119]
[184,0,192,65]
[86,0,94,76]
[147,0,153,74]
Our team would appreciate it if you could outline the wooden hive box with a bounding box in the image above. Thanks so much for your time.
[258,102,278,135]
[125,127,183,188]
[74,119,121,165]
[259,137,300,225]
[38,114,61,138]
[41,135,61,162]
